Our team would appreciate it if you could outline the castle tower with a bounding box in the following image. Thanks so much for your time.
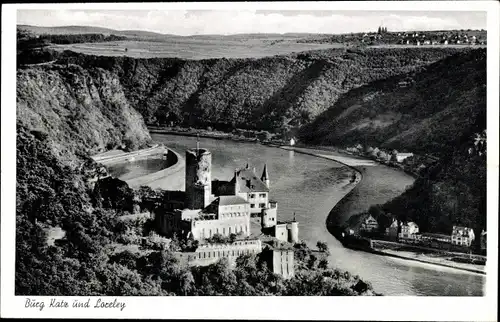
[233,169,240,195]
[261,164,270,188]
[287,213,299,244]
[185,147,212,209]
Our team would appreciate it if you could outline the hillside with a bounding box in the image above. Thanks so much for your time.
[298,48,486,157]
[302,49,486,246]
[17,63,152,166]
[52,47,471,134]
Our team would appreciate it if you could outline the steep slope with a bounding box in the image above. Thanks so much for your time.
[53,47,471,133]
[17,63,152,166]
[299,48,486,156]
[302,49,486,247]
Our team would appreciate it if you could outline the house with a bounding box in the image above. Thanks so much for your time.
[396,152,414,163]
[385,219,399,240]
[451,226,475,247]
[480,230,486,252]
[399,222,420,242]
[360,214,379,233]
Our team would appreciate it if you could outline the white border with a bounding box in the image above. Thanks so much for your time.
[2,2,499,320]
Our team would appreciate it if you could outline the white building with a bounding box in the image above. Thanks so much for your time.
[399,222,420,241]
[451,226,475,247]
[396,152,414,163]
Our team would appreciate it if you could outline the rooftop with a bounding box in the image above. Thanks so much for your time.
[215,195,249,206]
[232,168,269,193]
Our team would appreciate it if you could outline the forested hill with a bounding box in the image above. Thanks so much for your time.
[51,47,471,133]
[298,48,486,157]
[17,63,152,166]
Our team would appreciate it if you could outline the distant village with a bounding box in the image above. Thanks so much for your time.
[299,27,487,47]
[361,26,487,46]
[342,142,487,256]
[343,143,432,177]
[345,213,486,255]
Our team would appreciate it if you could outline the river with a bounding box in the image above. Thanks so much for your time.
[109,133,486,296]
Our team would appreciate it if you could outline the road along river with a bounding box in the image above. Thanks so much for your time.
[108,133,486,296]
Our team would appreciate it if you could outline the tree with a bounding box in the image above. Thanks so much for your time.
[318,258,329,270]
[316,241,329,254]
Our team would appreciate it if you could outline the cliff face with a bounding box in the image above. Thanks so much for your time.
[17,63,152,166]
[54,47,471,132]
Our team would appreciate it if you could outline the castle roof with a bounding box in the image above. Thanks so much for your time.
[261,163,269,181]
[214,195,249,206]
[232,168,269,193]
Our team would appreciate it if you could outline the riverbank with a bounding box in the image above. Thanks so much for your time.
[92,143,183,188]
[148,126,267,144]
[92,144,161,165]
[370,244,486,275]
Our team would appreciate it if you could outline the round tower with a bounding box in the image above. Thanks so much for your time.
[185,148,212,209]
[288,221,299,244]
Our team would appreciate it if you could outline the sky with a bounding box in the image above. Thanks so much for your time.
[17,9,486,36]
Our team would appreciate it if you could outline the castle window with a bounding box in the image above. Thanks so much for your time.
[260,193,266,198]
[250,204,255,208]
[229,227,232,234]
[259,203,265,208]
[249,194,255,198]
[198,253,202,259]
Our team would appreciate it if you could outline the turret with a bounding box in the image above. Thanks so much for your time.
[233,169,240,194]
[185,148,212,209]
[261,164,270,188]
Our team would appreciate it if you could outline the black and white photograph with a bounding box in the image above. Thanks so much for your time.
[1,2,498,320]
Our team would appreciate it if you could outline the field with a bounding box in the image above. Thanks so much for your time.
[49,39,345,59]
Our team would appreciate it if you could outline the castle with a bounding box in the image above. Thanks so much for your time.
[155,144,298,277]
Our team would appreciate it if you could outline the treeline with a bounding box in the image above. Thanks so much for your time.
[17,28,127,48]
[17,29,126,65]
[16,124,376,295]
[52,47,469,134]
[37,33,127,44]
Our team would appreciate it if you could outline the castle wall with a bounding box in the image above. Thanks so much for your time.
[218,203,250,217]
[261,206,277,228]
[287,222,299,244]
[262,248,295,279]
[274,224,289,243]
[185,149,212,209]
[247,192,269,215]
[175,239,262,267]
[190,215,250,240]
